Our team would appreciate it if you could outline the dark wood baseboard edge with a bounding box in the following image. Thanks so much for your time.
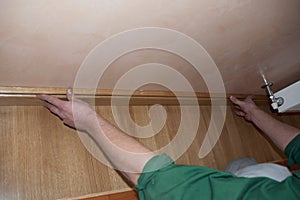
[273,159,300,171]
[59,189,138,200]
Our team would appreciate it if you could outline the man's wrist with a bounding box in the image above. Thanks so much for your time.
[82,111,100,133]
[248,106,263,123]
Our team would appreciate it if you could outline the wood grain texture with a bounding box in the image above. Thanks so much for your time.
[74,190,138,200]
[0,87,268,106]
[1,103,299,199]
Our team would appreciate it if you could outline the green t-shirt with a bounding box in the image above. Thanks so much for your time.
[136,135,300,200]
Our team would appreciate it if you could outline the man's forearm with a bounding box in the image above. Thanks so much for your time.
[37,92,156,185]
[87,115,156,185]
[250,108,300,151]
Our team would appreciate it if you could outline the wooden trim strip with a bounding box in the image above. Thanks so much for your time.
[58,189,138,200]
[80,190,138,200]
[273,159,300,171]
[0,86,268,106]
[80,191,138,200]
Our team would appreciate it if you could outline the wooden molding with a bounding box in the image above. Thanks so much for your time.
[0,86,268,106]
[79,190,138,200]
[273,159,300,171]
[59,189,138,200]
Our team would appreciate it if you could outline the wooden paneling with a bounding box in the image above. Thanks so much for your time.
[1,103,299,199]
[1,88,299,199]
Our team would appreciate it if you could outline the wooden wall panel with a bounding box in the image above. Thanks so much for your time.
[1,104,299,199]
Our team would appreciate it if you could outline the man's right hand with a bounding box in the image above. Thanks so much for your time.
[37,89,97,132]
[230,96,259,122]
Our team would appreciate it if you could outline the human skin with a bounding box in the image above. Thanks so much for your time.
[37,91,300,185]
[230,96,300,151]
[37,89,156,185]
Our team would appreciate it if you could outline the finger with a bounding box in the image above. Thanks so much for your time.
[234,105,241,110]
[66,88,73,101]
[66,88,83,104]
[230,96,242,105]
[63,119,75,128]
[43,101,61,116]
[235,110,246,117]
[37,94,64,108]
[245,95,254,103]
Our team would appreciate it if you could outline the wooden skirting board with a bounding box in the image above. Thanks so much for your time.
[0,86,268,106]
[62,189,139,200]
[80,190,138,200]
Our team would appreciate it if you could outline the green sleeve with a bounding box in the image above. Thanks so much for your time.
[284,134,300,167]
[136,154,300,200]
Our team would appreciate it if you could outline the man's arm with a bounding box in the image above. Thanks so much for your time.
[37,89,156,185]
[230,96,300,151]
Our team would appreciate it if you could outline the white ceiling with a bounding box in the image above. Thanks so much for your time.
[1,0,300,94]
